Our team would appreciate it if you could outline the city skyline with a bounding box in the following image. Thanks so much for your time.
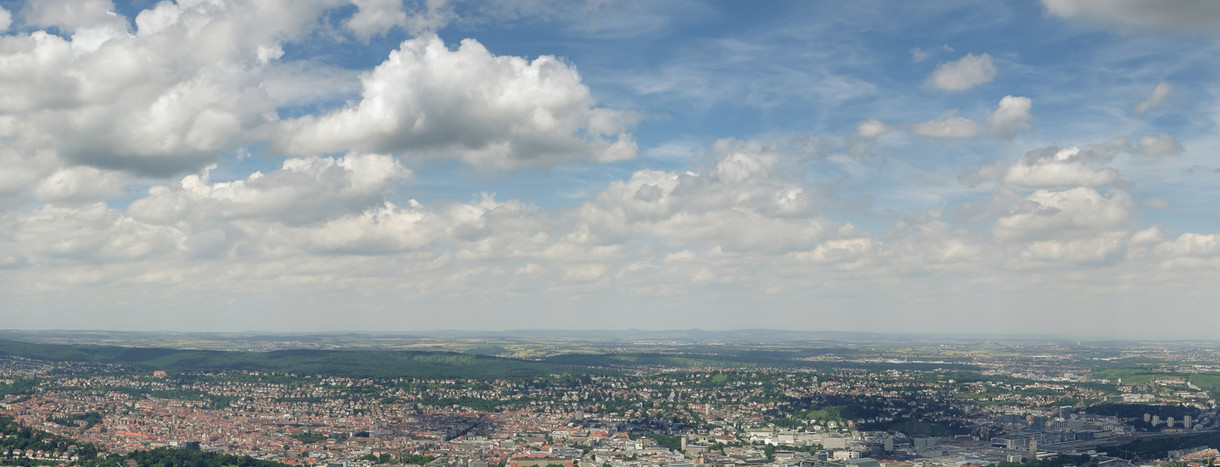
[1,1,1220,336]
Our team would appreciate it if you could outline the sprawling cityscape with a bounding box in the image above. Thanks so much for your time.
[3,0,1220,466]
[0,332,1217,467]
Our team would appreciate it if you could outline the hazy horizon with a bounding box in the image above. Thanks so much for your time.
[0,327,1207,343]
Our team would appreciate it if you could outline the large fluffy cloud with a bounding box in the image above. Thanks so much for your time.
[22,0,130,35]
[0,0,641,211]
[285,199,495,255]
[0,203,186,265]
[1001,146,1119,188]
[32,166,130,205]
[1155,233,1220,258]
[961,140,1128,188]
[1150,233,1220,270]
[1017,232,1127,265]
[993,187,1132,241]
[273,34,638,168]
[127,153,411,226]
[0,0,340,182]
[573,139,841,253]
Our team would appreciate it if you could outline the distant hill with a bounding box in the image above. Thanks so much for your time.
[542,351,979,372]
[0,328,1101,347]
[0,338,978,377]
[0,339,603,379]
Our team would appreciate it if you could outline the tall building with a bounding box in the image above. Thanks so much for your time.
[1058,407,1072,419]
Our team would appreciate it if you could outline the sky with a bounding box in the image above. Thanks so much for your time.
[1,0,1219,337]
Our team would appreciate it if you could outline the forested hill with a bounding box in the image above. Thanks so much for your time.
[0,339,603,379]
[0,339,980,378]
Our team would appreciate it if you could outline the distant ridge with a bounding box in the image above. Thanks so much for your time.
[0,339,603,379]
[0,338,982,375]
[0,328,1104,344]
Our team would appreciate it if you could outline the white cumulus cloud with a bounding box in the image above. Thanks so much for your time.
[963,141,1129,189]
[926,53,996,91]
[797,238,875,266]
[1019,232,1127,265]
[345,0,410,40]
[32,166,130,205]
[988,95,1032,136]
[994,187,1132,241]
[1002,146,1118,188]
[1003,163,1116,188]
[847,119,889,155]
[1,203,185,265]
[344,0,454,40]
[856,119,889,139]
[0,0,344,179]
[273,34,637,169]
[1155,233,1220,258]
[573,139,841,253]
[128,154,411,226]
[22,0,130,35]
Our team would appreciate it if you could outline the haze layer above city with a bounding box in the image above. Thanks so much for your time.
[1,0,1219,336]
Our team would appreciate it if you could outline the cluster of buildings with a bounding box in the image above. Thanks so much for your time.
[0,345,1216,467]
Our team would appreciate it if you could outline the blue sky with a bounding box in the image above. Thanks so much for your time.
[1,0,1219,337]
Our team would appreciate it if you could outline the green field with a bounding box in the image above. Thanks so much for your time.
[1094,368,1160,385]
[1189,373,1220,393]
